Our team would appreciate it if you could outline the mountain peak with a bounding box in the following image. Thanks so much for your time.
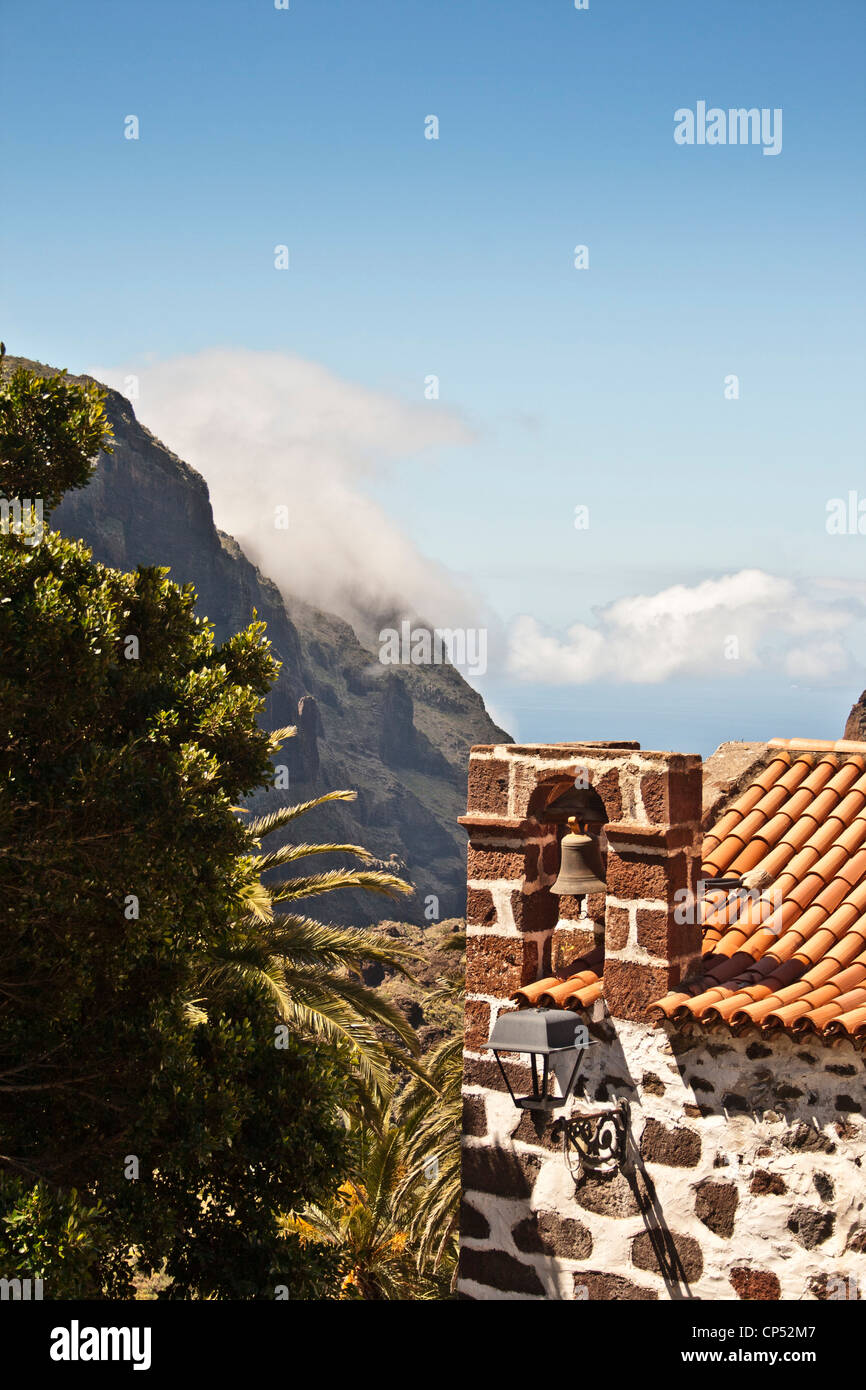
[35,360,510,921]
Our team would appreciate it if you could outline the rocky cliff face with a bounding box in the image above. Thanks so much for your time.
[16,357,510,923]
[844,693,866,742]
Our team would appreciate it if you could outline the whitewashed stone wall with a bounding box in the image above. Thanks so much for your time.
[460,1017,866,1301]
[459,740,866,1301]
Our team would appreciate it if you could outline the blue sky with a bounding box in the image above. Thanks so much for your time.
[2,0,865,752]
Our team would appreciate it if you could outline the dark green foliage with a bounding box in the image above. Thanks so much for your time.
[0,347,114,513]
[0,529,278,1185]
[0,1177,106,1298]
[100,1004,347,1300]
[0,355,348,1297]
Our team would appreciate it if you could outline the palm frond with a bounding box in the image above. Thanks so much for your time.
[245,790,358,840]
[270,869,413,905]
[337,1072,390,1135]
[199,949,292,1019]
[274,989,396,1096]
[282,967,423,1059]
[362,1124,404,1229]
[280,1205,342,1245]
[267,725,297,748]
[236,877,272,923]
[260,916,419,976]
[280,1090,452,1298]
[395,1030,463,1275]
[182,1000,209,1027]
[253,841,377,873]
[202,777,434,1159]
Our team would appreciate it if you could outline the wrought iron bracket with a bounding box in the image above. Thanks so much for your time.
[551,1097,631,1175]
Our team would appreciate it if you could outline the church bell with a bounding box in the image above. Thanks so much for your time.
[551,822,607,897]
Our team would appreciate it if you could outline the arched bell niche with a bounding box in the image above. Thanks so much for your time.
[527,773,610,979]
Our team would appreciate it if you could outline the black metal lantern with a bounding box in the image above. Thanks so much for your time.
[483,1008,589,1111]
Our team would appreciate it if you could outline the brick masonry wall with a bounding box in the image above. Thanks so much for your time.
[460,741,704,1033]
[458,741,866,1300]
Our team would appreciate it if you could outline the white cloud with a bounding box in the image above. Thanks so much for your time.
[507,569,864,685]
[783,641,850,682]
[89,348,485,636]
[77,356,866,698]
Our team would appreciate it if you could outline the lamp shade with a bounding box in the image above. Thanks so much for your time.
[483,1007,588,1111]
[483,1008,583,1055]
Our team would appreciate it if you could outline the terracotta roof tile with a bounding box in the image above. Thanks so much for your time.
[511,948,604,1010]
[649,746,866,1046]
[518,742,866,1050]
[512,976,565,1007]
[541,978,603,1009]
[769,737,866,754]
[702,753,793,860]
[825,1004,866,1038]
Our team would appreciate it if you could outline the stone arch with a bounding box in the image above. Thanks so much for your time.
[526,770,610,827]
[524,770,610,979]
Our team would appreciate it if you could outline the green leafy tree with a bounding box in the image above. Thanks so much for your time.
[0,1177,106,1298]
[0,352,403,1297]
[0,345,111,512]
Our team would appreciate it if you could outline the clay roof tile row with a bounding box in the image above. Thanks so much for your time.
[512,742,866,1049]
[652,746,866,1044]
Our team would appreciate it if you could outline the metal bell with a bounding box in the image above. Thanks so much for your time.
[551,828,607,897]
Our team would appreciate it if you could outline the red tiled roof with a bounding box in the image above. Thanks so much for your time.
[651,742,866,1044]
[513,740,866,1048]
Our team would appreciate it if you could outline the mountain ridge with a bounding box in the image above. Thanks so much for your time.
[10,355,511,922]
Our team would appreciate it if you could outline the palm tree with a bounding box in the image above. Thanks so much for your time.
[281,1093,446,1300]
[193,727,427,1097]
[396,980,463,1284]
